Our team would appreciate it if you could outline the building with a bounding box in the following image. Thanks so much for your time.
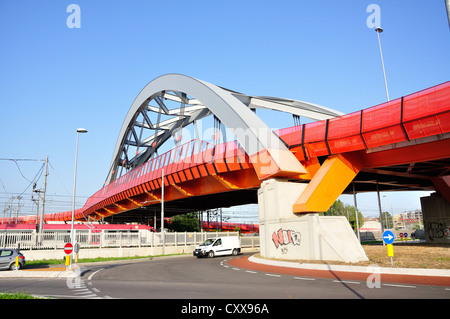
[393,210,423,230]
[359,218,382,232]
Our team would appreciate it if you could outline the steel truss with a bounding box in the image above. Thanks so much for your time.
[106,74,342,184]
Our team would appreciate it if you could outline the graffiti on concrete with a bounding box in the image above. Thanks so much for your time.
[272,228,301,250]
[424,221,446,241]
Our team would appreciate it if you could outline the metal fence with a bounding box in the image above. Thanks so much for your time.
[0,231,259,250]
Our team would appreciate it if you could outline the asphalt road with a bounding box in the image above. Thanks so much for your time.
[1,253,448,303]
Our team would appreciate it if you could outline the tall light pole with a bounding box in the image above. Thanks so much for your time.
[446,0,450,30]
[375,27,390,101]
[70,128,87,253]
[161,168,165,254]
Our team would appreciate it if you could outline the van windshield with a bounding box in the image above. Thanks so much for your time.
[200,239,215,246]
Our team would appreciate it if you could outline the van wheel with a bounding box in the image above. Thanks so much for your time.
[232,249,238,256]
[208,251,215,258]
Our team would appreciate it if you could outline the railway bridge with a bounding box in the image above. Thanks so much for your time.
[14,74,450,262]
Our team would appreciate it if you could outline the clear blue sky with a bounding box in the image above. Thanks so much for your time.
[0,1,448,220]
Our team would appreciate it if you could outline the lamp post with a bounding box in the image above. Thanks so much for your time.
[375,27,390,102]
[70,128,87,266]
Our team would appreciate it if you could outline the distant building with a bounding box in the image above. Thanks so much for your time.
[359,218,382,232]
[393,210,423,230]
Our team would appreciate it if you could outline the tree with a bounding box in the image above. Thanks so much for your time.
[326,200,363,231]
[380,211,393,229]
[166,213,200,232]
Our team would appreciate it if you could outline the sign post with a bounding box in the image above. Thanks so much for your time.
[382,230,395,266]
[64,243,73,270]
[399,232,404,242]
[404,232,408,242]
[74,243,80,264]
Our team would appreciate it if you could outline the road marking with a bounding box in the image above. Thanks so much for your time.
[74,288,91,294]
[87,268,104,281]
[232,268,240,271]
[77,293,99,298]
[333,280,360,285]
[265,273,281,277]
[294,277,316,281]
[246,270,257,274]
[383,283,416,288]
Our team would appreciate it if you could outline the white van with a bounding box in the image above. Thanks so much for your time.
[193,237,241,258]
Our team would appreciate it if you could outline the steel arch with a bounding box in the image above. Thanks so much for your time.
[106,74,342,184]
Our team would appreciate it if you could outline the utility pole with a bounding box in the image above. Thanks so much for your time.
[38,156,48,233]
[376,182,385,245]
[352,183,361,241]
[15,196,22,223]
[375,27,390,102]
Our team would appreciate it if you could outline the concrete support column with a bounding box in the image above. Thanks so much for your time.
[421,192,450,244]
[258,179,368,263]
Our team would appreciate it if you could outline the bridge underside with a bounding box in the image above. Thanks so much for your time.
[103,188,258,224]
[102,154,449,224]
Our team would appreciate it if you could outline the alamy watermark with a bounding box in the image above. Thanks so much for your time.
[66,4,81,29]
[366,4,381,29]
[366,264,381,288]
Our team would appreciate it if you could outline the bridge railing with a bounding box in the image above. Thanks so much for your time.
[276,81,450,161]
[0,231,259,251]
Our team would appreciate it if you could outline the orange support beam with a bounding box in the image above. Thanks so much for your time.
[249,148,307,180]
[293,153,363,213]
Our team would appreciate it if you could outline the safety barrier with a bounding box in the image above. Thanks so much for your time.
[277,81,450,161]
[0,231,259,250]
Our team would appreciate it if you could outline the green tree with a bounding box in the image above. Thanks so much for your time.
[380,211,393,229]
[326,200,363,231]
[166,212,200,232]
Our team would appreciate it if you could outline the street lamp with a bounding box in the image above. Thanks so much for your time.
[70,128,87,264]
[375,27,390,101]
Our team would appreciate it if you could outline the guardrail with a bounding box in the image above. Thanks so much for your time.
[0,231,259,250]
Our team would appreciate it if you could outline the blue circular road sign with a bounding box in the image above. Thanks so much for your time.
[382,230,395,244]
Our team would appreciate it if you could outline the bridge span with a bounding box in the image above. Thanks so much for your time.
[8,75,450,262]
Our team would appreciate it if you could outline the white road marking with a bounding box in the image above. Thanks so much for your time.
[294,277,315,281]
[383,283,416,288]
[87,268,104,281]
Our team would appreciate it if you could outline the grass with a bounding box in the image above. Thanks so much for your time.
[0,292,45,299]
[261,243,450,269]
[361,243,450,269]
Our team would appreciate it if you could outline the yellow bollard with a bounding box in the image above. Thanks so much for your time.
[387,244,394,257]
[65,255,70,267]
[387,244,394,266]
[15,256,19,269]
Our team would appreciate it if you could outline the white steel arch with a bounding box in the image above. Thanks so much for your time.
[106,74,342,184]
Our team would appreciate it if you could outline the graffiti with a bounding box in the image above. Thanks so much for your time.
[424,221,446,241]
[272,228,301,249]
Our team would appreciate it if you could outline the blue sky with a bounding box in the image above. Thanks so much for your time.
[0,1,448,220]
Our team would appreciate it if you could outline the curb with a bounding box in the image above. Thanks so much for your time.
[0,266,83,279]
[248,255,450,278]
[0,270,78,278]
